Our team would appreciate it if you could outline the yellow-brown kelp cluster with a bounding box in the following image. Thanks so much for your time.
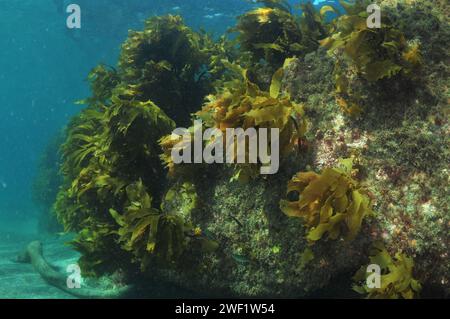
[353,242,421,299]
[56,92,179,275]
[202,63,307,180]
[280,160,422,297]
[280,158,372,242]
[321,0,422,116]
[235,0,331,74]
[160,60,307,182]
[235,4,303,69]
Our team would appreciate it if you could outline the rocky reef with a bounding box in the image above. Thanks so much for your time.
[50,0,449,298]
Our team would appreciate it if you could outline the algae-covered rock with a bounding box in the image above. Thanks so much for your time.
[54,1,449,298]
[282,0,450,297]
[154,166,372,297]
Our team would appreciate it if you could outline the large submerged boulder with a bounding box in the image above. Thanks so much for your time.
[53,1,449,298]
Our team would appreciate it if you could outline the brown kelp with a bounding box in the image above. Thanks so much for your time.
[235,5,303,69]
[320,0,423,116]
[235,0,332,73]
[280,158,372,242]
[48,1,448,298]
[353,242,422,299]
[160,60,307,182]
[56,90,178,275]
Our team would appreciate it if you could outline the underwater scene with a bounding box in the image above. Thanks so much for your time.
[0,0,448,301]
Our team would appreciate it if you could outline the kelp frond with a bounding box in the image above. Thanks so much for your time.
[353,242,422,299]
[280,158,373,242]
[320,1,423,116]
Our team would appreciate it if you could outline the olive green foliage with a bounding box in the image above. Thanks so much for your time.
[321,0,423,116]
[110,180,192,270]
[353,242,422,299]
[236,6,303,69]
[83,65,120,106]
[236,1,333,71]
[118,15,227,125]
[48,2,436,295]
[56,91,177,274]
[298,2,332,52]
[322,12,422,82]
[55,16,230,276]
[280,158,372,242]
[32,133,64,233]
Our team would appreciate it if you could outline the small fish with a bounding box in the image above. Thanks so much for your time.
[290,115,300,131]
[289,116,309,153]
[229,214,244,228]
[232,254,250,265]
[202,229,216,241]
[296,138,310,153]
[204,13,225,19]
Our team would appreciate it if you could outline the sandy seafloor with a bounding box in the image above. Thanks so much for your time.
[0,230,78,299]
[0,224,200,299]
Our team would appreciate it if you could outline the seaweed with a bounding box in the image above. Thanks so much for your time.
[320,1,423,116]
[353,242,422,299]
[70,218,130,277]
[233,1,337,90]
[54,16,233,276]
[108,180,193,270]
[280,158,373,242]
[235,6,303,69]
[55,89,179,274]
[118,15,230,126]
[298,1,332,53]
[83,65,120,106]
[160,60,307,182]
